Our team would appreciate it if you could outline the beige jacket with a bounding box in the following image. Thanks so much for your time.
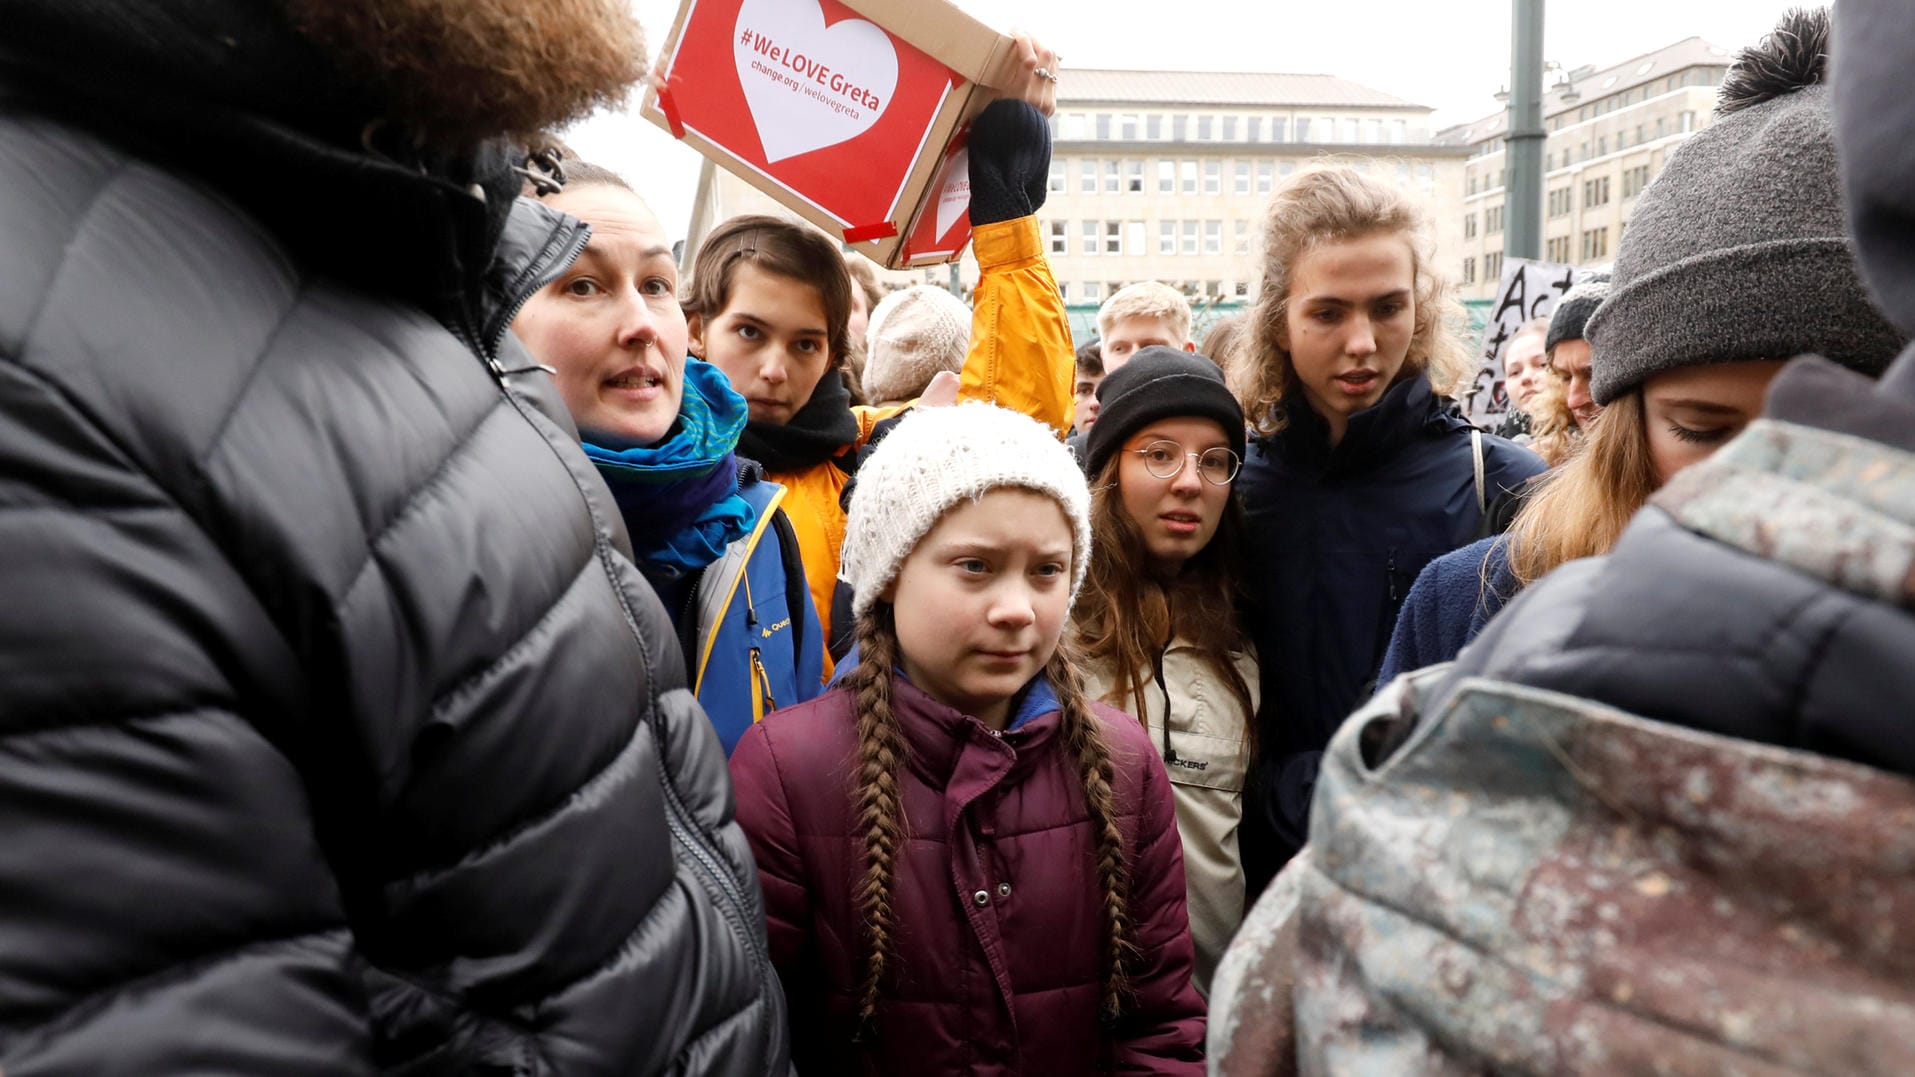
[1087,642,1258,996]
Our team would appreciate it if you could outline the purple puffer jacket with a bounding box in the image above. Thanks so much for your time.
[730,677,1206,1075]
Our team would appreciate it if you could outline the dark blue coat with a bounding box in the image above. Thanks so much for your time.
[1239,376,1544,876]
[1376,535,1520,686]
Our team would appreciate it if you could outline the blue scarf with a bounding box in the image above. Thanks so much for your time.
[583,360,757,576]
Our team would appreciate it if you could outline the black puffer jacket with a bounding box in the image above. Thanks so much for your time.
[0,3,784,1073]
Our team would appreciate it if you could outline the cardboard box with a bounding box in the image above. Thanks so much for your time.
[642,0,1020,268]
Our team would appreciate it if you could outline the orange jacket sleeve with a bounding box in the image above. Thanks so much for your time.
[958,216,1075,435]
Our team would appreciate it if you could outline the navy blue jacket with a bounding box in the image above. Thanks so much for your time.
[1376,535,1520,686]
[1239,376,1544,876]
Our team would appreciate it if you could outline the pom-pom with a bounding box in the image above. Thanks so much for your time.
[1717,7,1829,115]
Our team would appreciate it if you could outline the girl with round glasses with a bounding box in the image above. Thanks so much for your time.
[1074,346,1259,995]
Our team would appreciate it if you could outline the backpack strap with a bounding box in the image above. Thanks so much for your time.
[769,506,808,666]
[1471,429,1487,518]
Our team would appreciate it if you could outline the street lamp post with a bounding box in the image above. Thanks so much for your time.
[1506,0,1545,261]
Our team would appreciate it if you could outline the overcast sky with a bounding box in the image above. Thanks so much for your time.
[567,0,1793,237]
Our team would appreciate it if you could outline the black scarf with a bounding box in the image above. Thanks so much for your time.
[736,369,862,474]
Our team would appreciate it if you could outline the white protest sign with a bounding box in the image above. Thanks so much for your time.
[733,0,899,164]
[932,147,970,238]
[1462,258,1577,432]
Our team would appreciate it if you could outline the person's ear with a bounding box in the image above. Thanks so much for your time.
[686,312,706,358]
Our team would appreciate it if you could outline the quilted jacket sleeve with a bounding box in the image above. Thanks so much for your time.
[1106,714,1207,1074]
[957,216,1075,435]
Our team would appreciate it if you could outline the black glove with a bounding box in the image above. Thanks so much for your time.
[966,99,1052,226]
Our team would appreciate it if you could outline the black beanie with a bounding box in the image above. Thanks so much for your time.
[1083,346,1246,476]
[1545,270,1610,354]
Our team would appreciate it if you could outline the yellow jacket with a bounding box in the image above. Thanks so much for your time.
[766,215,1074,664]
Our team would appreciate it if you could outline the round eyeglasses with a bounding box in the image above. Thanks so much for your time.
[1126,440,1242,486]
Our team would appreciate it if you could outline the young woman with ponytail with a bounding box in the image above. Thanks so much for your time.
[728,404,1204,1074]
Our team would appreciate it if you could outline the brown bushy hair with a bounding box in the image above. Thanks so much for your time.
[1074,454,1257,749]
[839,607,1138,1029]
[683,214,853,371]
[1522,367,1581,468]
[1237,166,1471,436]
[1503,389,1657,585]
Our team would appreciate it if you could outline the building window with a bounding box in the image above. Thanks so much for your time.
[1159,220,1176,255]
[1222,116,1239,141]
[1486,205,1504,234]
[1547,187,1570,217]
[1119,113,1139,140]
[1104,159,1121,194]
[1462,256,1476,285]
[1049,159,1065,193]
[1597,135,1607,156]
[1583,175,1611,208]
[1062,112,1088,139]
[1105,220,1122,254]
[1157,160,1175,193]
[1127,160,1144,193]
[1256,160,1274,194]
[1203,160,1221,194]
[1295,117,1312,142]
[1392,119,1407,144]
[1235,280,1250,297]
[1181,159,1198,194]
[1486,251,1503,280]
[1048,220,1067,254]
[1681,111,1695,133]
[1084,281,1102,301]
[1234,160,1251,194]
[1271,117,1288,142]
[1147,114,1164,140]
[1248,116,1264,142]
[1281,160,1297,177]
[1082,219,1099,256]
[1173,114,1188,141]
[1127,220,1146,255]
[1095,113,1112,139]
[1581,226,1610,260]
[1234,218,1250,255]
[1058,281,1068,301]
[1622,164,1652,199]
[1080,159,1096,194]
[1367,119,1385,144]
[1198,115,1215,140]
[1464,213,1477,239]
[1546,236,1571,262]
[1181,219,1199,256]
[1203,220,1222,255]
[1205,280,1223,297]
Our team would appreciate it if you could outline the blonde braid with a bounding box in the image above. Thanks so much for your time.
[1046,644,1138,1020]
[842,609,909,1033]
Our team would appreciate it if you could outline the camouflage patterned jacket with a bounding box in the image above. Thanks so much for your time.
[1209,416,1915,1074]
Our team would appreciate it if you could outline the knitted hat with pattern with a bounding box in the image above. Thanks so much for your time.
[862,285,972,404]
[840,403,1090,619]
[1584,9,1902,405]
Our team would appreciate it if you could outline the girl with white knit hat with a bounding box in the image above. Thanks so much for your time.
[728,403,1204,1075]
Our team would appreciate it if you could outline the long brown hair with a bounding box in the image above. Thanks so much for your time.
[1237,166,1471,436]
[683,214,853,369]
[839,607,1138,1029]
[1074,454,1257,746]
[1504,390,1657,585]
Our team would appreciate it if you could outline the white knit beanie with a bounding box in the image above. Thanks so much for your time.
[861,285,972,404]
[840,403,1091,618]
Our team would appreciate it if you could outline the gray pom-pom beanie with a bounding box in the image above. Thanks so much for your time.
[1584,10,1903,405]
